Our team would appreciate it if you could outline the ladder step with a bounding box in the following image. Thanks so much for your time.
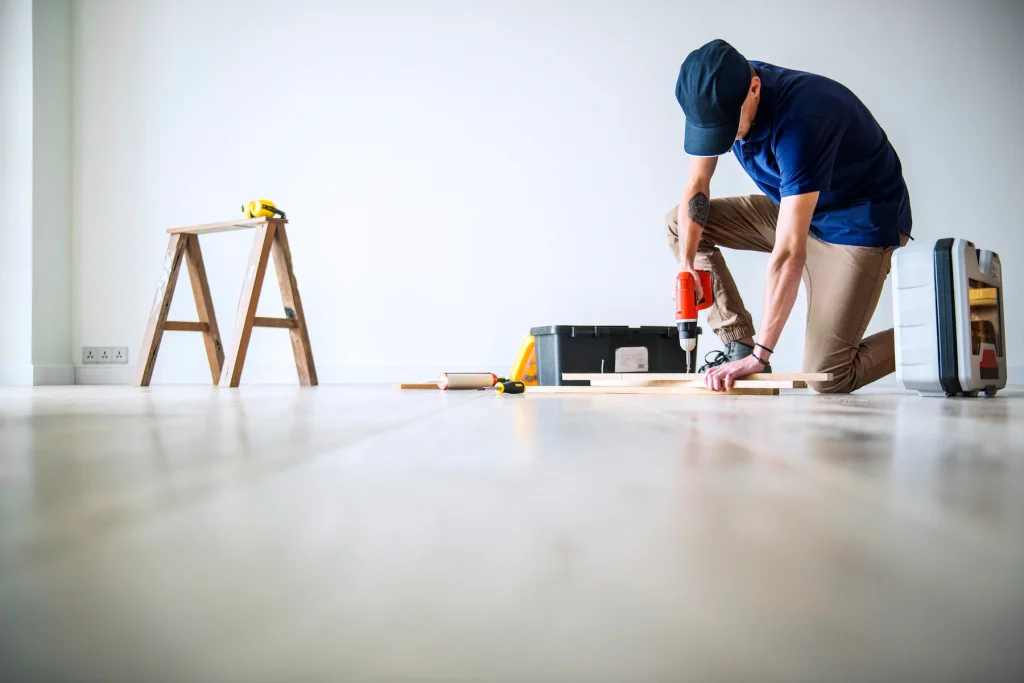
[163,321,208,332]
[253,316,299,329]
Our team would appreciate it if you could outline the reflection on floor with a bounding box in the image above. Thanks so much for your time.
[1,386,1022,682]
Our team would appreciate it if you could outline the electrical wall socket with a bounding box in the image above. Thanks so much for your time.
[82,347,130,364]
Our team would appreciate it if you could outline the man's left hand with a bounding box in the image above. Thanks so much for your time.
[704,355,764,392]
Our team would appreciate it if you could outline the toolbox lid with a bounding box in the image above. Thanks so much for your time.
[530,325,681,338]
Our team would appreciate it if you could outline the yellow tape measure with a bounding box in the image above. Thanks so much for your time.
[242,199,286,220]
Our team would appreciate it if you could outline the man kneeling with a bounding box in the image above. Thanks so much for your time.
[668,39,912,393]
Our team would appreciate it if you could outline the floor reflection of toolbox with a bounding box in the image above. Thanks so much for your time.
[530,326,697,386]
[893,238,1007,397]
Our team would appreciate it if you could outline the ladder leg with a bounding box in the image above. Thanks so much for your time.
[219,222,276,387]
[271,224,318,386]
[135,234,187,386]
[184,234,225,384]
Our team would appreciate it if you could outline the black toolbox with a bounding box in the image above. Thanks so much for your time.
[530,325,699,386]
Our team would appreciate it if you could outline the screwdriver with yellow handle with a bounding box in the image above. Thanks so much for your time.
[478,380,526,394]
[496,380,525,394]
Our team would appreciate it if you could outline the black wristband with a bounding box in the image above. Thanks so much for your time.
[752,354,769,367]
[755,342,774,355]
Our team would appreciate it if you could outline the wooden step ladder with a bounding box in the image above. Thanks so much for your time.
[135,217,317,387]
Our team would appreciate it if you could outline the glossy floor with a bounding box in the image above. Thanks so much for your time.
[1,386,1022,682]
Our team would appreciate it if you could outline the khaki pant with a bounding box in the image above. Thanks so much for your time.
[665,195,908,393]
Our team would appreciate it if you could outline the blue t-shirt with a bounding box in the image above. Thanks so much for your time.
[734,62,912,247]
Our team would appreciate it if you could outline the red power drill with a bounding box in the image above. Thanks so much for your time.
[675,270,713,372]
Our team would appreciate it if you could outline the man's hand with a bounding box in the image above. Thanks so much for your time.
[679,267,704,303]
[704,355,764,392]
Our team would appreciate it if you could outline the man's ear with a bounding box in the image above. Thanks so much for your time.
[749,75,761,97]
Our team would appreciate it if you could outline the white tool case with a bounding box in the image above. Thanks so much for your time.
[893,238,1006,397]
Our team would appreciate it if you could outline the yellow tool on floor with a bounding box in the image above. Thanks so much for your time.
[508,334,538,385]
[242,199,287,220]
[495,380,525,394]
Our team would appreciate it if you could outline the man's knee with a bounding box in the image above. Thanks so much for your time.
[809,373,856,394]
[665,205,681,260]
[805,354,857,394]
[665,206,682,237]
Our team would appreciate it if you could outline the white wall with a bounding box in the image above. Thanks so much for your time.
[0,0,34,385]
[70,0,1024,384]
[0,0,73,386]
[31,0,72,382]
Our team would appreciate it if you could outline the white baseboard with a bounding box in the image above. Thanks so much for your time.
[33,364,76,385]
[1,363,34,386]
[74,364,504,386]
[74,365,134,385]
[0,364,76,386]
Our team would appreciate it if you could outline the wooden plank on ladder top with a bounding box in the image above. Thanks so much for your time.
[270,223,318,386]
[135,234,187,386]
[219,221,277,387]
[184,234,225,383]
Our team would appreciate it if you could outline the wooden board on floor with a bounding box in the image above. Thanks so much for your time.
[527,386,779,396]
[400,383,441,390]
[562,372,831,382]
[588,378,804,389]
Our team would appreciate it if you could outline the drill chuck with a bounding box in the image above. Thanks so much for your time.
[677,321,698,349]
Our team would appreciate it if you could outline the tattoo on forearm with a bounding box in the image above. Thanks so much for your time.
[688,192,710,228]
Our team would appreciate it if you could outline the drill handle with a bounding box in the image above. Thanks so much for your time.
[695,270,713,310]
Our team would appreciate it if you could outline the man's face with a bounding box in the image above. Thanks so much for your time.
[734,76,761,141]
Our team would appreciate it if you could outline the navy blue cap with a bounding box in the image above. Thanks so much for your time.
[675,39,752,156]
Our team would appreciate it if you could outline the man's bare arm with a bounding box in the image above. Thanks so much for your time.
[756,191,818,353]
[677,156,718,271]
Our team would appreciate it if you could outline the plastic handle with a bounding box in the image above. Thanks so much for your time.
[675,270,714,320]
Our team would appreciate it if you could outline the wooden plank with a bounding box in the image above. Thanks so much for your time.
[253,316,299,329]
[167,217,287,235]
[162,321,209,332]
[135,234,187,386]
[270,224,318,386]
[588,378,802,389]
[183,235,224,384]
[641,379,806,389]
[527,386,778,396]
[400,383,441,390]
[219,222,277,387]
[562,372,832,382]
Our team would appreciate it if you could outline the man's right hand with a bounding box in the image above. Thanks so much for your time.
[680,267,704,304]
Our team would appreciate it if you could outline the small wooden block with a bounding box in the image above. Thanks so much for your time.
[253,316,299,329]
[400,383,441,390]
[162,320,209,332]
